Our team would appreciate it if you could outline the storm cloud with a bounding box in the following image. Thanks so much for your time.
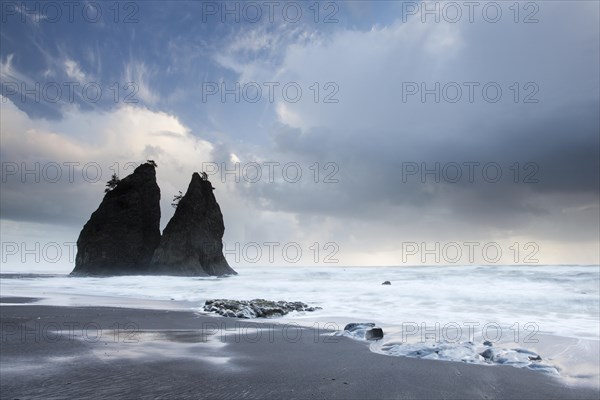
[1,1,598,270]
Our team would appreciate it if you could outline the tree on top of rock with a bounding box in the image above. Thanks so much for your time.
[104,173,120,193]
[200,171,215,189]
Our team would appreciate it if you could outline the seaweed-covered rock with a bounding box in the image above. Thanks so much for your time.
[203,299,321,318]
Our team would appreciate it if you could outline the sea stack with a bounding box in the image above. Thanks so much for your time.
[71,162,161,275]
[150,173,236,276]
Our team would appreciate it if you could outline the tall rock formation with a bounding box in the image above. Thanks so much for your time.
[71,163,161,275]
[150,173,236,276]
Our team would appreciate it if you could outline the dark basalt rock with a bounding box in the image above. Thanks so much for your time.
[366,328,384,340]
[204,299,321,318]
[150,173,236,276]
[344,322,376,331]
[343,323,384,341]
[72,166,236,277]
[71,163,161,275]
[480,348,495,360]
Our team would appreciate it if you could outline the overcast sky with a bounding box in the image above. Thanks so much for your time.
[1,1,598,272]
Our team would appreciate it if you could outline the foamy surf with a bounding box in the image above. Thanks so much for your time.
[1,265,598,387]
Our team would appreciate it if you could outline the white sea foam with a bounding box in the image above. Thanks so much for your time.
[1,265,598,385]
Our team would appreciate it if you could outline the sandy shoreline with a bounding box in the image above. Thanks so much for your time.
[1,299,598,400]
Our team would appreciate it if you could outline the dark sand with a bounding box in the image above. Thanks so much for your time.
[1,298,598,399]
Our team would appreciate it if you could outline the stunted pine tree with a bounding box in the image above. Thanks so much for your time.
[105,173,120,193]
[171,191,183,208]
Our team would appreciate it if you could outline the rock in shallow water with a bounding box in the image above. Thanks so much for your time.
[343,323,384,341]
[479,347,544,365]
[203,299,321,318]
[366,328,384,340]
[380,341,556,373]
[480,348,495,360]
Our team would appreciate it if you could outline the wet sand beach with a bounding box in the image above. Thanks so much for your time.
[1,299,598,400]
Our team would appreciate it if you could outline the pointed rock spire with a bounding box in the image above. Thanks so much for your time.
[71,162,161,275]
[150,172,236,276]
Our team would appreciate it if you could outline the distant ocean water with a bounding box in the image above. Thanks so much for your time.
[2,265,599,385]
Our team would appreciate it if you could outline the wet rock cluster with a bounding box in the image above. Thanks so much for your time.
[203,299,321,318]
